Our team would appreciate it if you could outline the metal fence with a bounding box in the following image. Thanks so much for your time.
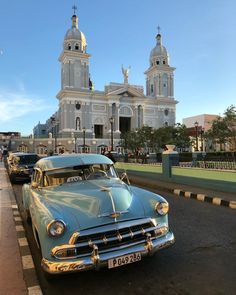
[179,161,236,171]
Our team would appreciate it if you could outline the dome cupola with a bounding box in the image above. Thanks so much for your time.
[64,12,87,53]
[149,27,169,66]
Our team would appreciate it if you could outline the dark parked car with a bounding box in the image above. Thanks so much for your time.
[7,152,40,183]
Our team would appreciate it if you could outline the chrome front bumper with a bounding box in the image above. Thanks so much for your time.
[41,230,175,274]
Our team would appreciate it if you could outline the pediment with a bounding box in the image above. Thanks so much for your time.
[106,86,144,98]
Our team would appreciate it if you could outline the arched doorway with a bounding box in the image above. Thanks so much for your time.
[119,106,133,134]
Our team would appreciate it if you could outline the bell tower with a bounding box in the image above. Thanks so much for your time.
[59,7,91,90]
[145,27,175,98]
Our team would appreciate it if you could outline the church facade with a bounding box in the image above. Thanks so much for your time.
[31,11,178,154]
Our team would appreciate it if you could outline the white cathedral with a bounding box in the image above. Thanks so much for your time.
[33,10,178,154]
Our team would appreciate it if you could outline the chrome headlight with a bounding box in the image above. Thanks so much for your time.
[155,202,169,216]
[47,220,66,237]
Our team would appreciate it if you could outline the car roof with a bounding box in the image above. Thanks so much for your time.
[12,153,39,157]
[35,153,113,171]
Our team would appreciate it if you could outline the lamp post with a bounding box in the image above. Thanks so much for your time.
[200,128,205,151]
[109,117,114,151]
[194,121,199,151]
[82,127,86,153]
[71,132,77,153]
[29,134,35,153]
[50,117,58,154]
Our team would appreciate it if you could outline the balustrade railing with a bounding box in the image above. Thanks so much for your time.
[179,161,236,171]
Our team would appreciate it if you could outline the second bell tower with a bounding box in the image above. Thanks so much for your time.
[59,9,91,90]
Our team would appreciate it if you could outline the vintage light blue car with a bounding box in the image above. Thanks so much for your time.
[22,154,175,276]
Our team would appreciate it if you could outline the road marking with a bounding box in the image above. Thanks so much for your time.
[212,197,222,205]
[18,237,29,247]
[11,204,18,209]
[14,216,22,222]
[13,210,20,215]
[196,194,205,202]
[15,225,25,232]
[185,191,192,198]
[28,285,43,295]
[22,255,35,269]
[173,189,181,195]
[229,201,236,209]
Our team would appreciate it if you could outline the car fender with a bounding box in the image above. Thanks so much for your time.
[22,183,31,210]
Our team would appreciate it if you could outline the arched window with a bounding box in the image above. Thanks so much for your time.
[156,60,159,65]
[138,105,142,128]
[151,84,154,93]
[162,74,168,96]
[75,43,79,50]
[75,117,81,130]
[68,44,71,50]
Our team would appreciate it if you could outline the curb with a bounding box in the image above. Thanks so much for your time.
[173,189,236,210]
[7,177,43,294]
[128,175,236,210]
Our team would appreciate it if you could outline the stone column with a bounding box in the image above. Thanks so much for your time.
[162,145,179,179]
[115,104,119,131]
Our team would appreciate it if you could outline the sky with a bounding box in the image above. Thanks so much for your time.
[0,0,236,136]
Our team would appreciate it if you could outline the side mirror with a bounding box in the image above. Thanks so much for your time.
[31,181,39,189]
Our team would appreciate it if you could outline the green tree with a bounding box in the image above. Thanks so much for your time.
[224,105,236,150]
[173,123,191,151]
[205,105,236,151]
[120,124,191,153]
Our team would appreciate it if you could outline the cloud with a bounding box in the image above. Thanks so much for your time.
[0,89,48,122]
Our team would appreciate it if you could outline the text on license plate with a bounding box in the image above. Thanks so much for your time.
[108,252,141,269]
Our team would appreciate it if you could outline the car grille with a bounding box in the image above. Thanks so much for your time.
[73,218,157,256]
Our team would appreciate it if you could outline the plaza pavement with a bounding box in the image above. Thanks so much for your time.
[0,162,42,295]
[0,161,235,295]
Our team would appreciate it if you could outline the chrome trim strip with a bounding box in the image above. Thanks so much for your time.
[71,218,155,238]
[51,224,168,259]
[68,232,79,245]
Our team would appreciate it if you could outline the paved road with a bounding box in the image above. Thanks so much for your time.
[13,184,236,295]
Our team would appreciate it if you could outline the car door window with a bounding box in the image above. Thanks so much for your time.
[32,169,42,186]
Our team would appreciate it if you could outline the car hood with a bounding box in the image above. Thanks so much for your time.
[42,179,147,231]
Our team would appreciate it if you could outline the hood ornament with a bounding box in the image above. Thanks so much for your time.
[98,210,129,218]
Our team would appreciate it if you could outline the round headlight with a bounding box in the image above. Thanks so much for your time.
[155,202,169,215]
[47,220,66,237]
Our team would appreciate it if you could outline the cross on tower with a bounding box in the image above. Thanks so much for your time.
[72,5,77,15]
[157,25,161,34]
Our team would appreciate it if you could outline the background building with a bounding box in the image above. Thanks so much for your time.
[183,114,219,131]
[32,10,178,154]
[7,10,178,155]
[183,114,219,151]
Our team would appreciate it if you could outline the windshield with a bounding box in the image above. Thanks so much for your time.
[17,155,39,165]
[43,164,118,187]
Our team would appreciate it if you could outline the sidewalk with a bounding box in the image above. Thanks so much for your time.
[0,162,28,294]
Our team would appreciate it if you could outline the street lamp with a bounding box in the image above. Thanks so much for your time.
[200,128,205,151]
[71,132,77,153]
[50,117,59,154]
[82,127,86,153]
[109,117,114,151]
[194,121,199,151]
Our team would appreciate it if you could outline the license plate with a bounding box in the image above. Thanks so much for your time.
[108,252,141,269]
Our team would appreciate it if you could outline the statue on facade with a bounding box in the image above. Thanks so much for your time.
[122,65,131,84]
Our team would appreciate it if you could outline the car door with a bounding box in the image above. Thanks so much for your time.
[29,168,44,230]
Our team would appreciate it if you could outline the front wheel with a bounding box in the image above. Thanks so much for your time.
[9,174,16,183]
